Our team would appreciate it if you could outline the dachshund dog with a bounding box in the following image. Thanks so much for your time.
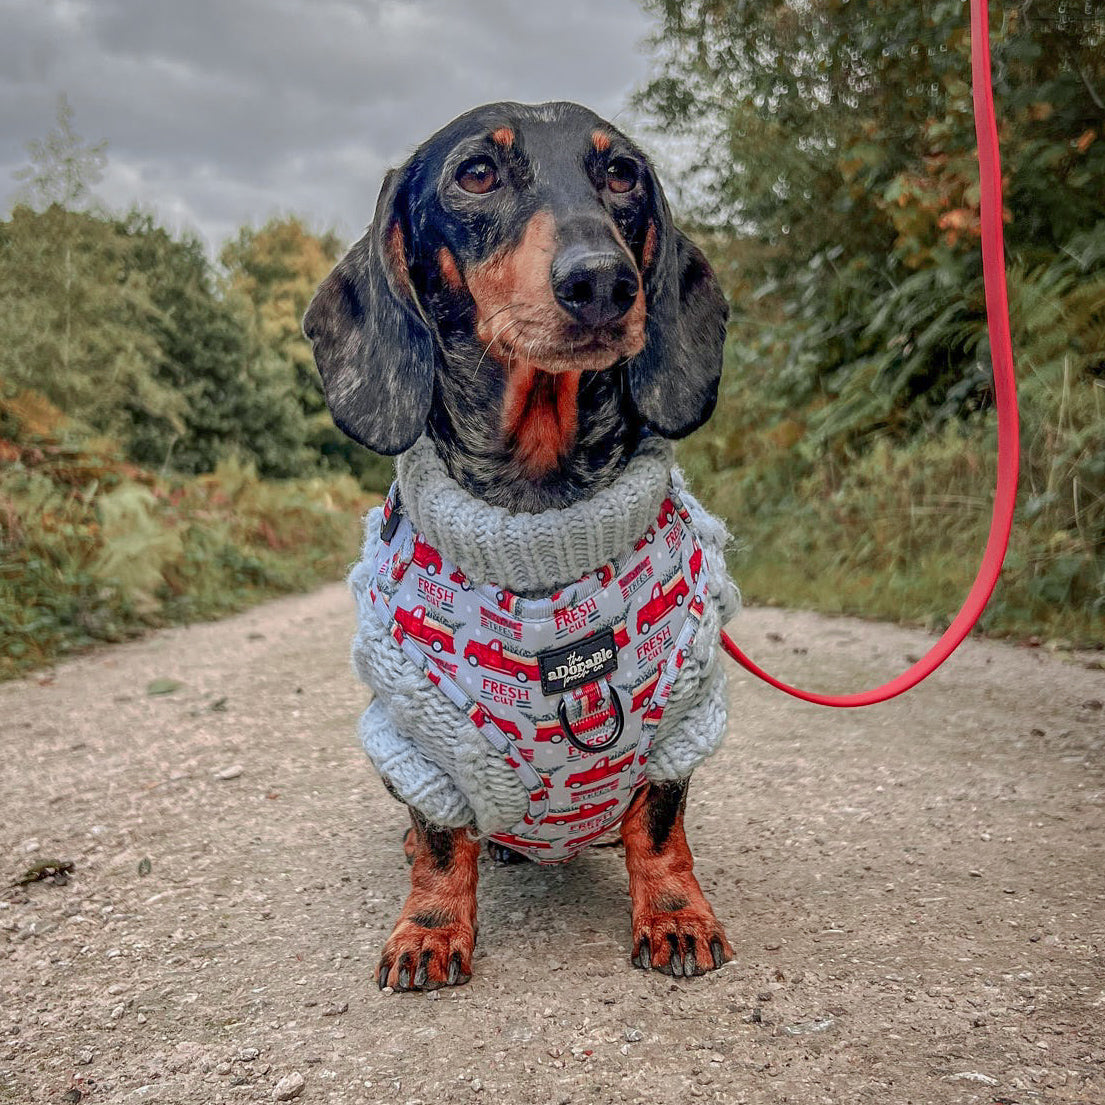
[304,101,733,990]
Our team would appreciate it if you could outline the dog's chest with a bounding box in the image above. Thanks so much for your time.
[364,486,711,861]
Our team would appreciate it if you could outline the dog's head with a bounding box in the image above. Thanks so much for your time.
[303,101,728,466]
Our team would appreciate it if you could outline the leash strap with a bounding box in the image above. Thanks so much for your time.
[720,0,1020,707]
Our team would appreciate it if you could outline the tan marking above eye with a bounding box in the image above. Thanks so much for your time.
[592,130,612,152]
[491,126,515,147]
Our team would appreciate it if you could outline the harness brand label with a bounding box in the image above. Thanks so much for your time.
[537,628,619,696]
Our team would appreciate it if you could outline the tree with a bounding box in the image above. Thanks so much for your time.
[10,93,108,213]
[0,205,181,440]
[0,96,164,436]
[636,0,1105,636]
[635,0,1105,439]
[221,217,393,488]
[117,213,311,478]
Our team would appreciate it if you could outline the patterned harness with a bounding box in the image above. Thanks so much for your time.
[365,484,711,862]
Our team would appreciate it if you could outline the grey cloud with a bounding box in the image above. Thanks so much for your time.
[2,0,657,248]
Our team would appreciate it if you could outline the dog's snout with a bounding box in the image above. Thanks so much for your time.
[551,246,638,327]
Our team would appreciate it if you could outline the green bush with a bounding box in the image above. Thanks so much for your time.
[0,389,375,679]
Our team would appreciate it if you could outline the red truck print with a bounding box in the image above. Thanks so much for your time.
[490,833,551,852]
[656,497,676,529]
[534,720,566,744]
[449,567,472,590]
[486,712,522,741]
[464,637,540,682]
[412,536,443,576]
[631,665,662,712]
[565,749,636,789]
[394,604,454,653]
[471,705,522,741]
[636,573,689,634]
[688,545,703,579]
[571,821,627,847]
[546,797,619,827]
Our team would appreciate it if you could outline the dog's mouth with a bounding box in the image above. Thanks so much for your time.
[478,314,645,376]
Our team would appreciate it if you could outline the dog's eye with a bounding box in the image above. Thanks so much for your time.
[456,159,500,195]
[606,158,639,194]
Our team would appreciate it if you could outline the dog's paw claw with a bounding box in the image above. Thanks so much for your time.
[631,910,731,978]
[666,933,683,977]
[447,951,466,986]
[377,918,475,993]
[683,937,698,978]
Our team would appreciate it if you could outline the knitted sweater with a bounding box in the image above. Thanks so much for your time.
[348,435,739,834]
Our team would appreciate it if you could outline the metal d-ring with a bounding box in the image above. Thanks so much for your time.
[558,686,624,754]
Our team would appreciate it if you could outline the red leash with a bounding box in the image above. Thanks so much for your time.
[719,0,1020,707]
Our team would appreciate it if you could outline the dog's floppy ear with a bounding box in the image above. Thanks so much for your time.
[303,168,436,455]
[627,217,729,439]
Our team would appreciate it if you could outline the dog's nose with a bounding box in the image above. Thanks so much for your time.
[551,246,638,327]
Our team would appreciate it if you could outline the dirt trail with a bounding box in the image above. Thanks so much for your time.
[1,583,1103,1104]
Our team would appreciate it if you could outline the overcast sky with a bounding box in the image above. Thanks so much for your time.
[1,0,661,251]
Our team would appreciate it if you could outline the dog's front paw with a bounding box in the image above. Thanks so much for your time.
[377,913,475,991]
[630,898,733,978]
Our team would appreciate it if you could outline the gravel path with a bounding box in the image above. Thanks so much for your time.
[2,583,1103,1104]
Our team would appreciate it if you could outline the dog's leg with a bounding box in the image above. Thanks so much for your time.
[377,810,479,991]
[621,779,733,977]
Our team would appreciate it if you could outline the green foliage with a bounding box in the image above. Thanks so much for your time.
[0,388,375,679]
[116,212,312,478]
[1,100,388,680]
[221,216,394,490]
[643,0,1105,643]
[0,205,184,440]
[11,93,107,212]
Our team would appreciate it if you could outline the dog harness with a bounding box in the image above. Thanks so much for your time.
[363,484,711,863]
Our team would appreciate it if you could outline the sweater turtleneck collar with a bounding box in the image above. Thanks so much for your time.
[395,434,675,596]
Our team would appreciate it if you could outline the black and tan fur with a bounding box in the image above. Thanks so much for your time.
[304,101,732,989]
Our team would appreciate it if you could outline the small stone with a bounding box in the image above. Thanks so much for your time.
[238,1048,261,1062]
[273,1071,306,1100]
[624,1027,643,1043]
[77,1049,94,1065]
[215,764,244,780]
[146,677,182,696]
[321,1002,348,1016]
